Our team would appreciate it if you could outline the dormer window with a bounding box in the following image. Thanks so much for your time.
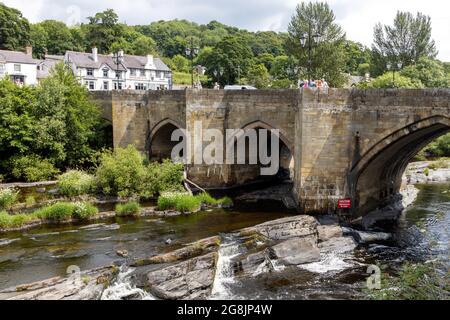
[14,64,21,72]
[87,68,94,76]
[130,69,137,77]
[103,68,109,78]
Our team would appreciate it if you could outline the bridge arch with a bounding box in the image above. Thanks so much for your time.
[349,115,450,214]
[226,120,295,184]
[148,118,185,162]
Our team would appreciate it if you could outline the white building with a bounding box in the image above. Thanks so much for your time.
[0,47,38,86]
[65,48,172,91]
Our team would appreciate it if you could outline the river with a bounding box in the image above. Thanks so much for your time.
[0,184,448,299]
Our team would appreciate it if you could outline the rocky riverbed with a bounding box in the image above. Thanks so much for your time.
[0,214,368,300]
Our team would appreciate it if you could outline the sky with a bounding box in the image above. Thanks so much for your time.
[3,0,450,61]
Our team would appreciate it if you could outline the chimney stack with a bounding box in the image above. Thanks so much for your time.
[146,54,154,68]
[92,47,98,62]
[25,45,33,57]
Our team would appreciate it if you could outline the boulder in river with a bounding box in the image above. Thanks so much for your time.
[317,225,343,242]
[269,237,321,266]
[146,252,217,300]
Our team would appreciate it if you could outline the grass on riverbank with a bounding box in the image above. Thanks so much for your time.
[366,262,450,300]
[157,192,233,213]
[0,201,98,229]
[115,201,141,217]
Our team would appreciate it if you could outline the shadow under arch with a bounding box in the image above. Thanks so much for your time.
[348,115,450,215]
[147,118,185,162]
[226,120,295,185]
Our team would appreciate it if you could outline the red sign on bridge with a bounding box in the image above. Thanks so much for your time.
[338,199,352,209]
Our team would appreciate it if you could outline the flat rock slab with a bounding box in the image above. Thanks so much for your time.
[318,237,358,255]
[269,237,321,265]
[147,252,217,300]
[241,215,318,241]
[0,266,117,300]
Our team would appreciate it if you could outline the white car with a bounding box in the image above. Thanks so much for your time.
[224,85,257,90]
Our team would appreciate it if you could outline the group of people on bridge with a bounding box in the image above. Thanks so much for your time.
[299,79,329,89]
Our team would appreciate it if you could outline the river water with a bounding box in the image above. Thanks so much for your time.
[0,184,448,299]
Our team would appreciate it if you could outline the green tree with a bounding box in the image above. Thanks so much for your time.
[203,36,254,86]
[36,63,101,168]
[256,53,276,72]
[344,41,372,75]
[30,24,49,58]
[270,55,299,81]
[361,72,424,89]
[36,20,75,55]
[131,35,157,56]
[0,3,31,51]
[246,63,270,88]
[287,1,347,87]
[172,54,190,73]
[85,9,124,53]
[400,57,450,88]
[373,11,437,72]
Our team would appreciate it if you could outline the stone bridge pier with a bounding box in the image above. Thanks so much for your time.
[91,88,450,217]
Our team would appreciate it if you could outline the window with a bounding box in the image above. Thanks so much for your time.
[103,69,109,78]
[0,64,5,75]
[114,82,123,90]
[116,71,122,79]
[103,81,109,90]
[140,69,146,77]
[130,69,136,77]
[160,72,164,79]
[135,83,147,91]
[87,68,94,76]
[85,81,95,90]
[14,64,21,72]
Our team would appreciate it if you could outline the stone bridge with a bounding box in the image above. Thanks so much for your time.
[90,89,450,216]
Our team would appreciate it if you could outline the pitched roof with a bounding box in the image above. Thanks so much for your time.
[65,51,171,72]
[0,50,39,65]
[37,59,61,79]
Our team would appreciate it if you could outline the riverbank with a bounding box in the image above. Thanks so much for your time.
[405,160,450,185]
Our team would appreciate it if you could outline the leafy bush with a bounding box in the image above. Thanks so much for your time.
[424,168,430,176]
[11,155,59,182]
[72,202,98,220]
[0,188,19,210]
[0,211,36,229]
[35,202,76,222]
[146,160,185,194]
[95,146,147,197]
[115,201,141,217]
[58,170,96,197]
[95,146,185,198]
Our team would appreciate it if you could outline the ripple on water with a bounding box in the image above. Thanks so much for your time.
[0,239,20,246]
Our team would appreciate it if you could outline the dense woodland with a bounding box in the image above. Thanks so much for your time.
[0,1,449,183]
[1,2,449,88]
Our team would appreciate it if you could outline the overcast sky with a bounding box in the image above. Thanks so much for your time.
[3,0,450,61]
